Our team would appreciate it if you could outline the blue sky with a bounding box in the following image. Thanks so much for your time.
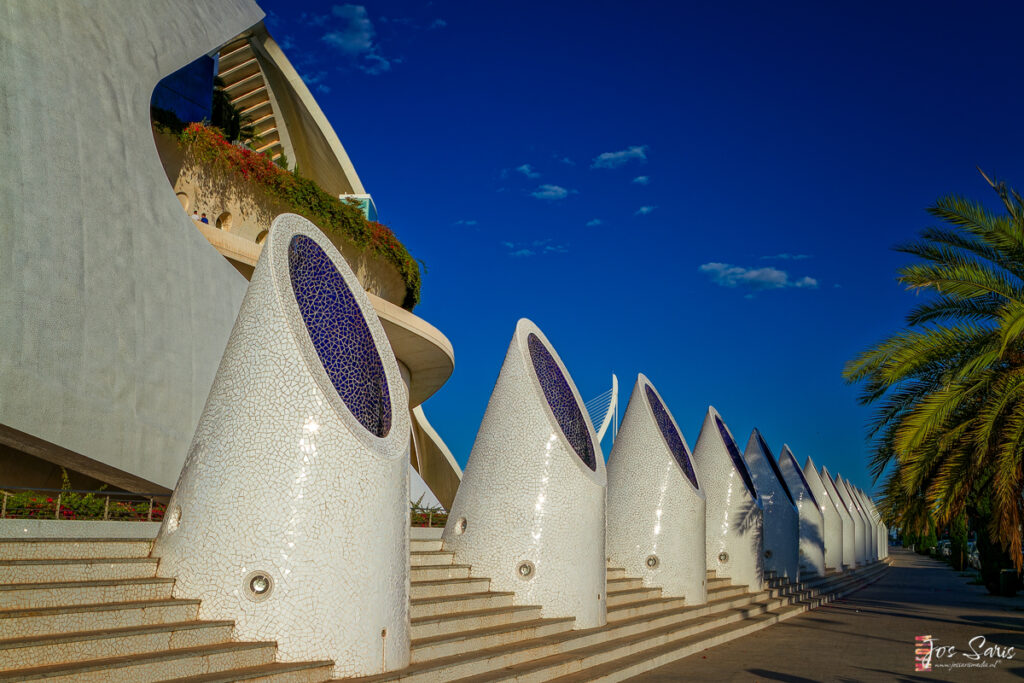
[260,1,1024,495]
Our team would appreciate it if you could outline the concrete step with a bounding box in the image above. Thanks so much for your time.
[410,577,490,600]
[0,577,175,609]
[0,598,201,640]
[454,601,807,683]
[410,591,515,620]
[409,551,454,567]
[409,564,471,582]
[706,576,733,590]
[0,640,277,683]
[552,563,892,682]
[0,619,234,672]
[411,605,542,640]
[411,617,576,662]
[606,576,644,592]
[410,539,442,553]
[606,567,626,580]
[0,538,151,561]
[161,660,335,683]
[606,586,663,607]
[0,557,158,584]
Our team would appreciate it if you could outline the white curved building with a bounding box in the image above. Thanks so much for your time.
[692,408,764,591]
[801,456,845,571]
[607,375,707,603]
[777,445,826,577]
[442,320,607,628]
[743,430,800,580]
[151,215,411,677]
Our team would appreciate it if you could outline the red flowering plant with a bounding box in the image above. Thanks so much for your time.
[177,123,422,309]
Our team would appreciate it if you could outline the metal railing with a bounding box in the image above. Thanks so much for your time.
[0,487,170,522]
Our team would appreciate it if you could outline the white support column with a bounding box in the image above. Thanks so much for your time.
[820,466,858,569]
[777,446,826,577]
[442,319,607,628]
[152,215,411,677]
[692,407,763,592]
[801,456,845,571]
[607,375,706,603]
[743,430,800,580]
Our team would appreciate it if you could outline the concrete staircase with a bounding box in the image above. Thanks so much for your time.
[345,543,890,683]
[217,35,285,162]
[0,534,889,682]
[0,537,332,682]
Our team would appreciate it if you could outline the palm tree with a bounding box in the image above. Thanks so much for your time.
[844,171,1024,574]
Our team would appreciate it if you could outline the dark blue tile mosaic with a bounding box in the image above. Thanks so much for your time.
[756,433,795,505]
[644,385,699,489]
[783,449,818,507]
[527,333,596,471]
[288,234,392,438]
[714,415,758,499]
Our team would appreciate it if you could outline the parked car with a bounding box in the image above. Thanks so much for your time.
[937,540,952,558]
[968,542,980,569]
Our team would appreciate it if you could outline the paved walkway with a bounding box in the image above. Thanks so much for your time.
[633,548,1024,682]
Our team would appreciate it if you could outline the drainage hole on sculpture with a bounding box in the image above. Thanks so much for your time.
[517,560,535,580]
[718,551,729,564]
[454,517,467,534]
[244,571,274,602]
[645,554,659,569]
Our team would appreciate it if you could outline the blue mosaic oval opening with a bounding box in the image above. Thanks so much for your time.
[645,385,699,489]
[527,333,596,471]
[288,234,391,438]
[714,415,757,499]
[756,433,794,505]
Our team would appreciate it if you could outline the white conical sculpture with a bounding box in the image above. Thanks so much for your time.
[777,446,826,577]
[151,215,411,677]
[442,319,607,628]
[840,477,873,562]
[832,474,867,566]
[820,466,857,568]
[801,456,844,571]
[692,407,764,591]
[607,375,706,603]
[743,430,799,580]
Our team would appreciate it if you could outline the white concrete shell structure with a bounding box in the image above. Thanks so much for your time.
[819,466,857,568]
[151,215,411,677]
[692,408,764,591]
[606,375,707,603]
[777,446,826,577]
[442,319,607,628]
[839,476,872,563]
[743,430,800,580]
[801,456,845,571]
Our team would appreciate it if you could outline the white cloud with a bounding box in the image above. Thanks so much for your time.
[632,175,650,185]
[516,164,540,179]
[503,239,569,256]
[698,262,820,292]
[591,145,648,169]
[531,184,571,200]
[586,218,602,226]
[761,253,812,260]
[428,18,447,29]
[635,205,656,215]
[555,155,575,165]
[322,4,392,74]
[454,219,477,226]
